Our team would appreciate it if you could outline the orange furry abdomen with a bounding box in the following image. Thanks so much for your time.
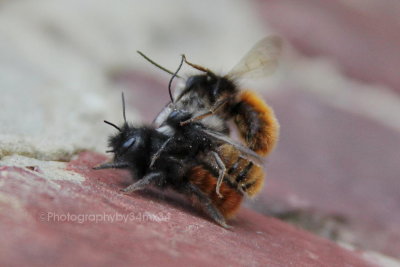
[188,166,243,219]
[235,90,279,156]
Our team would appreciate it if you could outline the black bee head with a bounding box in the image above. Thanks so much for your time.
[106,123,146,160]
[93,93,152,171]
[93,120,155,173]
[185,74,236,103]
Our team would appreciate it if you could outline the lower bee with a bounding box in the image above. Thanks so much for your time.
[94,94,263,228]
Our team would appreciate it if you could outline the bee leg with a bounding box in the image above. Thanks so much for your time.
[92,161,129,170]
[211,151,226,198]
[149,137,173,168]
[186,183,232,229]
[121,172,162,193]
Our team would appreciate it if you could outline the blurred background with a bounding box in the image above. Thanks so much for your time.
[0,0,399,261]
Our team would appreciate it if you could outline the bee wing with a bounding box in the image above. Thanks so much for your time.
[202,129,264,165]
[228,35,282,79]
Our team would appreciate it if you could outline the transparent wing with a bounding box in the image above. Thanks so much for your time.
[228,35,282,79]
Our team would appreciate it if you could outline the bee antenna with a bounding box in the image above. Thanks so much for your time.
[121,92,127,124]
[104,120,121,132]
[168,55,185,103]
[137,51,181,78]
[182,55,216,78]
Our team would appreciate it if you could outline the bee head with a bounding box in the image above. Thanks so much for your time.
[106,123,144,158]
[93,93,149,170]
[93,120,152,171]
[185,74,236,103]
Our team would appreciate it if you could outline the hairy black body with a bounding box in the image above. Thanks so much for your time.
[95,103,236,227]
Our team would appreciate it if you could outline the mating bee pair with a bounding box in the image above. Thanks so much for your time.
[94,36,281,228]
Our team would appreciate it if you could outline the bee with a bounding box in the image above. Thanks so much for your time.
[94,94,263,228]
[151,36,282,157]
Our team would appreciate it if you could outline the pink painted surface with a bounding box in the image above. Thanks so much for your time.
[260,89,400,257]
[0,152,377,267]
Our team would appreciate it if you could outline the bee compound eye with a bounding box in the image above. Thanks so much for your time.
[186,75,205,88]
[185,76,196,88]
[122,137,136,149]
[168,110,191,124]
[170,110,179,119]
